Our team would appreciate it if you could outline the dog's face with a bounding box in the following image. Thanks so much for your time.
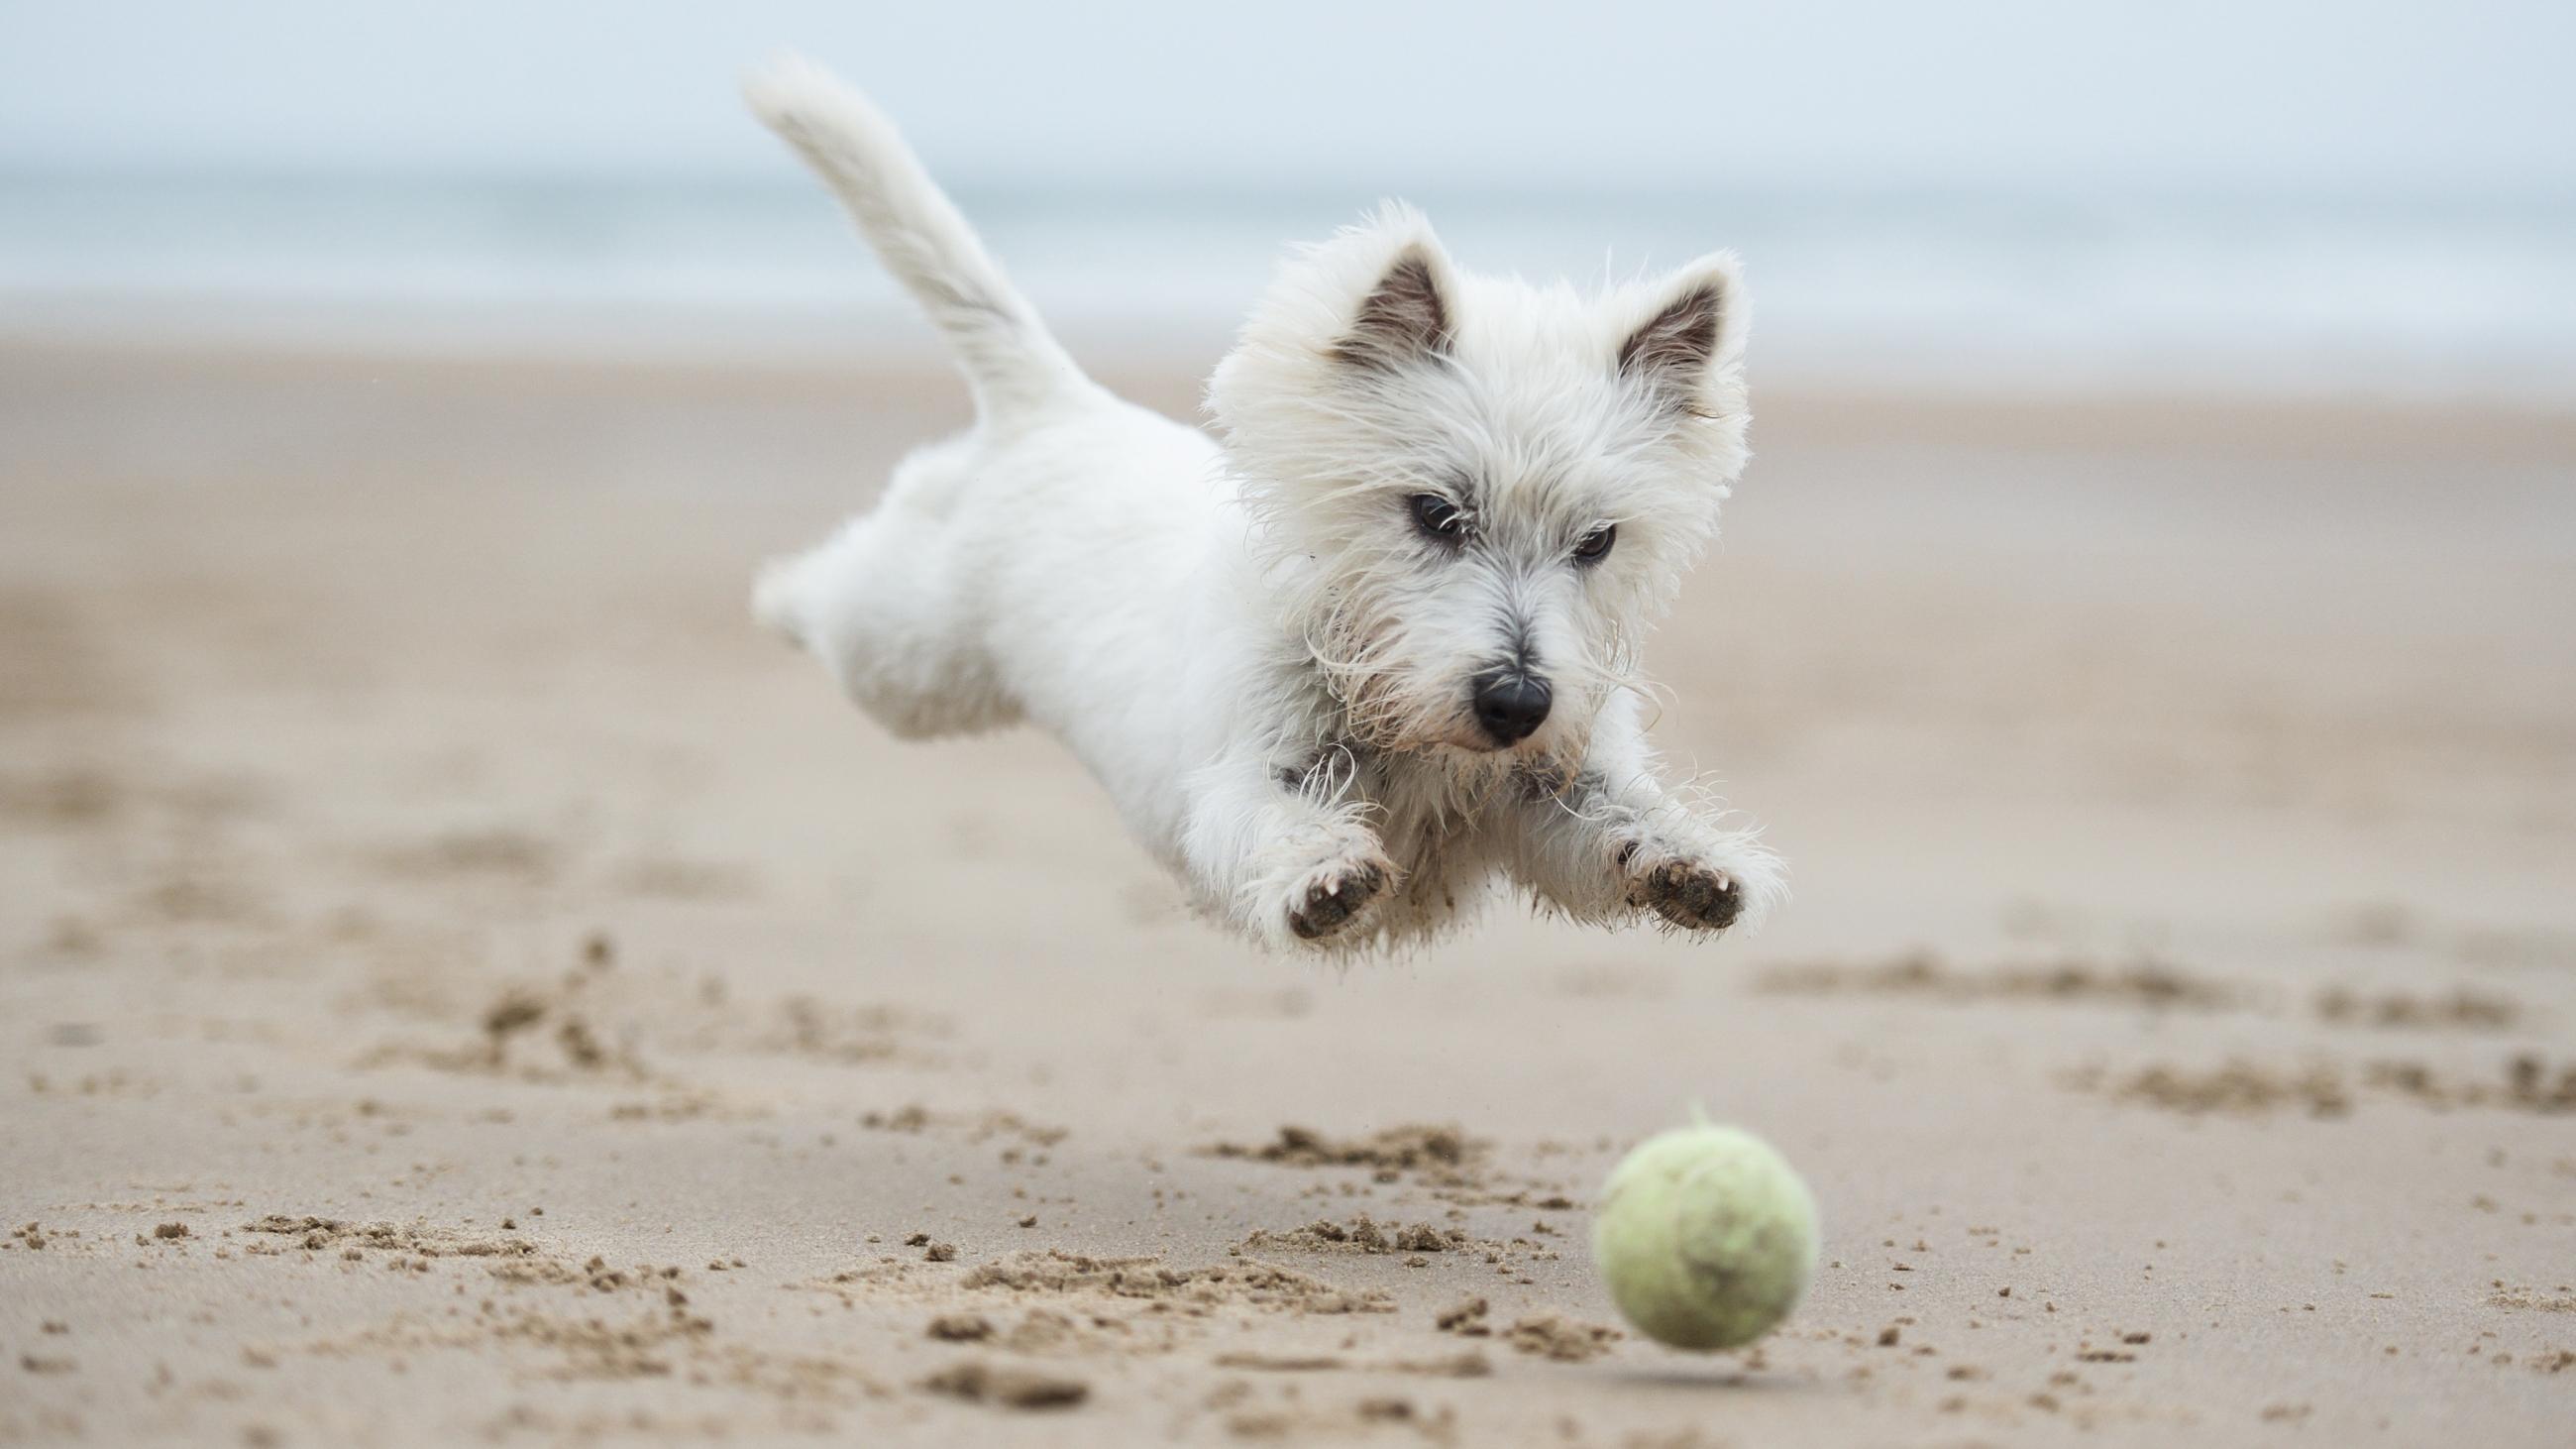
[1209,205,1751,770]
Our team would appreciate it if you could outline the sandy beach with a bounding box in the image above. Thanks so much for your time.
[3,340,2572,1446]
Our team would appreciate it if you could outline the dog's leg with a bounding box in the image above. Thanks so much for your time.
[1181,746,1395,950]
[1506,710,1783,935]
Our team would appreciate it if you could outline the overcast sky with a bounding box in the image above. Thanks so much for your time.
[5,1,2573,193]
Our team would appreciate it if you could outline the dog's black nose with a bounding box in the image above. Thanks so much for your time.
[1472,673,1553,746]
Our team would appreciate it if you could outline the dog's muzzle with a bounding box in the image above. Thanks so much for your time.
[1470,671,1553,747]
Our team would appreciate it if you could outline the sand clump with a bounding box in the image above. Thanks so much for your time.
[2489,1286,2576,1312]
[1503,1314,1623,1363]
[238,1241,893,1414]
[2315,986,2520,1031]
[371,828,560,885]
[1433,1297,1616,1361]
[302,1298,765,1392]
[1214,1396,1455,1440]
[2077,1060,2358,1118]
[2073,1054,2576,1117]
[807,1252,1395,1361]
[1436,1297,1493,1337]
[0,764,124,825]
[241,1214,541,1262]
[766,995,944,1066]
[356,964,649,1082]
[1386,1351,1491,1379]
[242,1215,707,1301]
[1235,1214,1468,1257]
[999,1306,1154,1357]
[358,944,951,1089]
[1758,951,2233,1010]
[490,1256,693,1296]
[1207,1124,1488,1184]
[1211,1351,1347,1373]
[859,1104,1070,1157]
[962,1250,1396,1317]
[1199,1123,1578,1210]
[2391,1056,2576,1112]
[925,1312,994,1342]
[487,1301,717,1382]
[917,1359,1090,1410]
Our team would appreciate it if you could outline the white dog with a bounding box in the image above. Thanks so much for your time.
[746,58,1783,953]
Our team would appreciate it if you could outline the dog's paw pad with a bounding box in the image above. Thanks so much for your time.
[1632,859,1743,933]
[1288,860,1388,942]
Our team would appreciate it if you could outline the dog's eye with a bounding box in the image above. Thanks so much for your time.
[1409,494,1467,543]
[1572,524,1617,564]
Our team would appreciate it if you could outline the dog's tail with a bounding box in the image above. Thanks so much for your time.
[745,56,1088,417]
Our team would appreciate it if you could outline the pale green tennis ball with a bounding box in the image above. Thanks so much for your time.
[1592,1118,1820,1350]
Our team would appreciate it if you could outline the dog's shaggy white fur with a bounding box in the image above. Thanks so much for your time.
[746,57,1784,953]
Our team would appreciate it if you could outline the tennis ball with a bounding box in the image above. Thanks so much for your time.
[1591,1116,1820,1350]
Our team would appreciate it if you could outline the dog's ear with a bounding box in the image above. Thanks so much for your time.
[1208,203,1467,491]
[1332,243,1455,370]
[1617,254,1745,417]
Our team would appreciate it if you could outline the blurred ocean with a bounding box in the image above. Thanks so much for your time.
[4,171,2573,402]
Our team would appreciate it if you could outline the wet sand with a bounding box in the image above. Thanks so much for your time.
[3,341,2573,1445]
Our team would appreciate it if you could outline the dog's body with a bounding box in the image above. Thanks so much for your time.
[747,59,1783,952]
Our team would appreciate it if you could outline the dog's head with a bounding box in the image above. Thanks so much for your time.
[1208,204,1750,770]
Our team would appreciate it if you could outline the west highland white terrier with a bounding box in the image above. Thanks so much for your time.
[746,57,1784,953]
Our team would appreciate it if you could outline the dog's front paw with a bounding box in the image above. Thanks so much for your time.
[1618,842,1749,934]
[1634,858,1744,932]
[1286,855,1390,944]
